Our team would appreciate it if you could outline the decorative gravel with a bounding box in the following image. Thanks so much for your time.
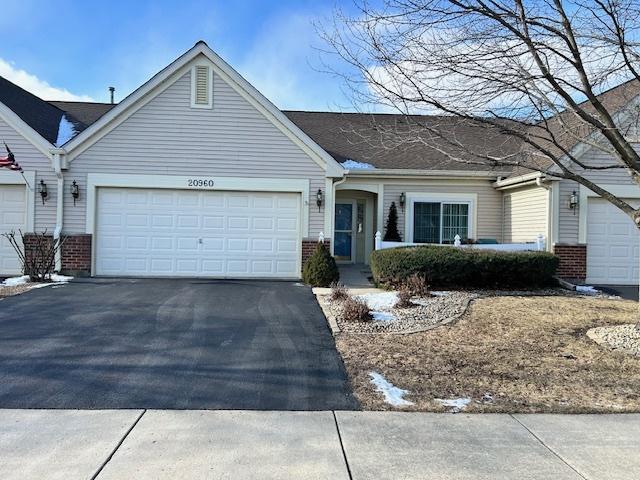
[319,291,478,334]
[588,324,640,357]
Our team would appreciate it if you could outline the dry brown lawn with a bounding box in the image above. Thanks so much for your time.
[0,284,32,298]
[336,295,640,413]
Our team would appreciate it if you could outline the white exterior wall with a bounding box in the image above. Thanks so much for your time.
[558,147,638,243]
[383,180,503,242]
[502,184,548,243]
[0,117,55,232]
[64,66,326,239]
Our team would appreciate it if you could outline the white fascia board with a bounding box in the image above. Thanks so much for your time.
[345,169,509,179]
[64,42,344,177]
[85,173,310,237]
[0,101,55,159]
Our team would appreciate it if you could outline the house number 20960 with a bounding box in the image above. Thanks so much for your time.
[187,179,215,187]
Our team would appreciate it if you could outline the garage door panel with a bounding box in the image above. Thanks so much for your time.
[587,197,640,284]
[0,185,26,275]
[96,188,301,278]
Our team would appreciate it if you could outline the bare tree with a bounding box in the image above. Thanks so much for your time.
[320,0,640,225]
[2,230,66,282]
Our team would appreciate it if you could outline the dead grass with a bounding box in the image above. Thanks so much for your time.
[0,284,32,298]
[335,295,640,413]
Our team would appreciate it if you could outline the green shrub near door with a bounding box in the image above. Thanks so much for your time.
[370,245,559,289]
[302,242,340,287]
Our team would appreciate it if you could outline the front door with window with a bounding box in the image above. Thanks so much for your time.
[334,202,355,262]
[413,202,470,244]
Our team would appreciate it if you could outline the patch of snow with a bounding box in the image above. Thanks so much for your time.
[340,159,376,170]
[435,397,471,413]
[372,311,396,322]
[576,285,600,295]
[431,291,450,297]
[355,292,398,310]
[2,275,30,286]
[369,371,414,407]
[2,274,73,287]
[55,114,78,147]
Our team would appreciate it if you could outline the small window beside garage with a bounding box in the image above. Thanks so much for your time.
[191,64,213,108]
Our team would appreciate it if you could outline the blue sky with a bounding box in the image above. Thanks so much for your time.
[0,0,361,110]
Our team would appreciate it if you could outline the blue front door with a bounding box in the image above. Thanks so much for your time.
[334,203,353,262]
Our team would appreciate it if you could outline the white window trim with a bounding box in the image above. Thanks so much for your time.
[0,170,35,232]
[190,63,213,109]
[578,184,640,243]
[405,193,477,244]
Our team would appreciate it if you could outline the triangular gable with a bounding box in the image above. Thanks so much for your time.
[63,41,345,177]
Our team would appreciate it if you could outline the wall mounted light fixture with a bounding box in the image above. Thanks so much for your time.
[39,180,48,204]
[316,189,323,212]
[569,190,579,214]
[71,180,80,206]
[399,192,406,210]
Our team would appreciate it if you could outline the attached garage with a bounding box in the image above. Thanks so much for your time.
[0,184,26,275]
[94,187,302,278]
[586,197,640,285]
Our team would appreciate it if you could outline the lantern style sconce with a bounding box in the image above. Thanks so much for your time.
[71,180,80,206]
[569,190,579,214]
[38,180,48,204]
[399,192,406,210]
[316,189,323,212]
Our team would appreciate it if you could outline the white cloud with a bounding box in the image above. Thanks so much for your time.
[0,58,95,101]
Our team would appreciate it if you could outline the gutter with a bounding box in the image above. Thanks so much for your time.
[50,148,66,272]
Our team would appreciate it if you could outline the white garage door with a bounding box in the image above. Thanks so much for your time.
[0,185,26,275]
[587,197,640,285]
[95,188,301,278]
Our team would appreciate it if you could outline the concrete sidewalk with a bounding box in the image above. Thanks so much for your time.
[1,410,638,480]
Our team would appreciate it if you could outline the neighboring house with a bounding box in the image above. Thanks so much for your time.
[0,41,638,284]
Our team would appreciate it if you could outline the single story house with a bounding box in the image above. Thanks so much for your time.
[0,41,638,284]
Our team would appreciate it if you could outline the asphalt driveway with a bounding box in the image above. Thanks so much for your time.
[0,279,357,410]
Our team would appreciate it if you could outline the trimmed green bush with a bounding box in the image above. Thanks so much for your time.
[302,242,340,287]
[370,245,559,289]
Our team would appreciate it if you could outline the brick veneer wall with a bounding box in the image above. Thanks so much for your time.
[22,233,92,276]
[553,244,587,281]
[302,239,331,266]
[60,234,92,275]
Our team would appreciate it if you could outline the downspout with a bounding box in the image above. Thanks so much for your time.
[51,151,65,272]
[536,177,552,252]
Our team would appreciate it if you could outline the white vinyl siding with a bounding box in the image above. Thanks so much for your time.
[383,181,503,242]
[558,146,638,244]
[65,65,326,239]
[0,116,56,232]
[502,184,548,243]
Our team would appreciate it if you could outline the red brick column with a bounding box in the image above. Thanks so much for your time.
[61,234,92,275]
[302,239,331,266]
[553,244,586,281]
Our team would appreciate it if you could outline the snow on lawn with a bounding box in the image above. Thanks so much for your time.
[435,397,471,413]
[340,159,376,170]
[2,274,73,287]
[372,311,396,322]
[355,292,398,310]
[369,371,414,407]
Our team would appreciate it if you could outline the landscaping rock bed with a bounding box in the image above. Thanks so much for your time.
[318,291,478,334]
[587,324,640,356]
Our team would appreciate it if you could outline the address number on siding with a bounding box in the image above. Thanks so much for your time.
[187,179,215,188]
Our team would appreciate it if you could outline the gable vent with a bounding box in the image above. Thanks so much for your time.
[191,65,212,108]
